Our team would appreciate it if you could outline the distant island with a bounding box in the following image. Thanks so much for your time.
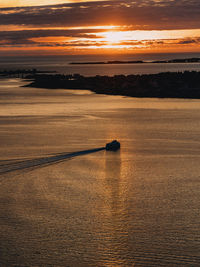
[26,71,200,99]
[70,57,200,65]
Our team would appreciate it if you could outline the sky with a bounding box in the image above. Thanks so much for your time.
[0,0,200,56]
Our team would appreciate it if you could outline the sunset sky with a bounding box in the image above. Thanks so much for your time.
[0,0,200,55]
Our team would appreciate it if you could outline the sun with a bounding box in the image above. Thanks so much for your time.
[102,31,128,44]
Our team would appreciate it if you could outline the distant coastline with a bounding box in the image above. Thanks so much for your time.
[26,71,200,99]
[70,57,200,65]
[0,69,56,79]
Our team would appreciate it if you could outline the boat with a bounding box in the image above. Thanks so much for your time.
[106,140,120,151]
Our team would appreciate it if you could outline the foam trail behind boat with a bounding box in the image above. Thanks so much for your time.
[0,147,105,175]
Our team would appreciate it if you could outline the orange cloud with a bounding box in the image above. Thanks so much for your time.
[1,0,200,55]
[0,0,105,7]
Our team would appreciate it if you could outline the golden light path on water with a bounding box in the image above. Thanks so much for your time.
[0,78,200,266]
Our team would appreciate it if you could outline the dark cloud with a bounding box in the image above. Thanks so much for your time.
[0,28,106,46]
[178,38,200,44]
[1,0,200,50]
[0,0,200,30]
[0,28,105,39]
[0,28,106,47]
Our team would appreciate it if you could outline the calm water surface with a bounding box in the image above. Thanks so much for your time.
[0,79,200,266]
[1,54,200,76]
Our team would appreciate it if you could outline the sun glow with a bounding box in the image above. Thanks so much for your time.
[0,0,102,8]
[99,29,200,43]
[102,31,128,44]
[1,23,200,55]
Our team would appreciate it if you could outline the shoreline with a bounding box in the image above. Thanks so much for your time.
[70,57,200,65]
[25,71,200,99]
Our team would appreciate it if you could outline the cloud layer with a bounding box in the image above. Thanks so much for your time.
[1,0,200,30]
[0,0,200,53]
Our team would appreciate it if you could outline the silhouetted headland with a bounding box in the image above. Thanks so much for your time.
[70,57,200,65]
[26,71,200,99]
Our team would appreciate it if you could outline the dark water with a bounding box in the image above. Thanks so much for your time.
[1,52,200,76]
[0,79,200,266]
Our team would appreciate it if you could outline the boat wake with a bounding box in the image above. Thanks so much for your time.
[0,147,105,175]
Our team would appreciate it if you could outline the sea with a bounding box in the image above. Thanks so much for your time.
[1,52,200,76]
[0,53,200,266]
